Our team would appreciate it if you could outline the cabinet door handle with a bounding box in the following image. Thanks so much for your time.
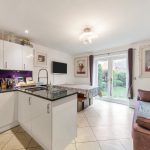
[47,104,50,113]
[29,97,31,105]
[24,64,25,70]
[5,62,7,68]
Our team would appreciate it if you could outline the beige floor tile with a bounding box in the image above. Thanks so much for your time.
[83,110,100,118]
[3,132,31,150]
[120,139,133,150]
[99,140,125,150]
[64,144,76,150]
[2,126,20,135]
[77,112,85,118]
[27,147,44,150]
[87,116,132,127]
[76,142,101,150]
[75,127,96,142]
[15,126,26,133]
[111,125,131,139]
[92,125,131,140]
[0,133,13,149]
[86,117,107,127]
[77,117,89,127]
[28,138,41,148]
[92,126,116,140]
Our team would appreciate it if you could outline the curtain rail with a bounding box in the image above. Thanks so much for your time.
[94,48,136,57]
[94,50,128,57]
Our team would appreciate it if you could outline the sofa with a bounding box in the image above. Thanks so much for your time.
[132,100,150,150]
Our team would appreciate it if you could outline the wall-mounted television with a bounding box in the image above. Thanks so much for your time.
[52,61,67,74]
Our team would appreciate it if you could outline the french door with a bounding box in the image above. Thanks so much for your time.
[97,55,128,104]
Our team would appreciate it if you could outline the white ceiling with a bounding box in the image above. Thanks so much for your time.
[0,0,150,55]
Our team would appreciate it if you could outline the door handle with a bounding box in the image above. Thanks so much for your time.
[5,62,7,68]
[29,97,31,105]
[24,64,25,70]
[47,104,50,114]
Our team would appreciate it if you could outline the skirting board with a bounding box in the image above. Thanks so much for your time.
[98,97,129,106]
[0,121,19,134]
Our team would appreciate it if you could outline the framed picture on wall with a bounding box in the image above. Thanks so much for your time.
[74,56,88,77]
[34,50,47,67]
[140,45,150,77]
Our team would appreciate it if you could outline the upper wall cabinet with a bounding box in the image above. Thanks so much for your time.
[3,41,22,70]
[0,40,3,69]
[22,46,33,71]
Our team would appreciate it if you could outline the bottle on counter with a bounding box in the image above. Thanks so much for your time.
[1,79,7,90]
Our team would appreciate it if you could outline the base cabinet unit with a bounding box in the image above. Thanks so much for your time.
[18,92,51,150]
[0,92,18,133]
[18,92,32,133]
[31,95,51,150]
[52,95,77,150]
[18,92,77,150]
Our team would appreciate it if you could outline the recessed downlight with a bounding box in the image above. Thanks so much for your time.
[24,30,29,34]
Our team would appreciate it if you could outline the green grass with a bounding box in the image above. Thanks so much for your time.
[101,86,127,98]
[112,86,127,98]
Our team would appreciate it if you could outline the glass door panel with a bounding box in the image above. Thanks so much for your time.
[112,58,127,99]
[98,60,109,97]
[96,55,128,104]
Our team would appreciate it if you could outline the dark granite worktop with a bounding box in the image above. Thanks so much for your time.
[0,88,17,93]
[0,86,77,101]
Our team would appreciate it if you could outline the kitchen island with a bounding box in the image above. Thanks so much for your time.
[0,87,77,150]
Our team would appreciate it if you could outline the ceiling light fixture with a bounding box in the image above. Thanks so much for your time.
[24,30,29,34]
[79,26,98,44]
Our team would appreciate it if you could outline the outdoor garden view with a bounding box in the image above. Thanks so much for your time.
[98,59,127,99]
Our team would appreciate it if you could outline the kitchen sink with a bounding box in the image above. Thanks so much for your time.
[25,86,47,92]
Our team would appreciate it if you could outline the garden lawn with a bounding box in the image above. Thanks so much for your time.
[112,86,127,98]
[101,86,127,98]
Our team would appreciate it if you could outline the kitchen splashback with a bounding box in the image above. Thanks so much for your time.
[0,70,32,78]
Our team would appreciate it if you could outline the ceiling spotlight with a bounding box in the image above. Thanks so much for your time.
[79,26,98,44]
[24,30,29,34]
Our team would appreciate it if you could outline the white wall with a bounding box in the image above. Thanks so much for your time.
[32,43,74,85]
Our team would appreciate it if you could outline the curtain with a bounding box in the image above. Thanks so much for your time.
[128,48,133,99]
[89,55,94,85]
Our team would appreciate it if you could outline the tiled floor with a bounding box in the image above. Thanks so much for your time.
[0,100,134,150]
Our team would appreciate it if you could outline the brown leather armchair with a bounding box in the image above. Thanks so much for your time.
[132,101,150,150]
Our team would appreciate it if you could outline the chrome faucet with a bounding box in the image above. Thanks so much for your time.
[38,68,49,86]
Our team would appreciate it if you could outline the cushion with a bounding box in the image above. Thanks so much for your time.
[136,117,150,130]
[138,89,150,102]
[137,101,150,119]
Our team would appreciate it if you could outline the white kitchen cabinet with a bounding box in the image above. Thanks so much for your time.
[0,92,18,133]
[52,95,77,150]
[18,92,77,150]
[18,92,51,149]
[22,46,33,71]
[18,92,32,133]
[3,41,22,70]
[31,95,51,150]
[0,40,3,69]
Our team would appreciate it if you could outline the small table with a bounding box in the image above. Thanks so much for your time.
[55,84,100,106]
